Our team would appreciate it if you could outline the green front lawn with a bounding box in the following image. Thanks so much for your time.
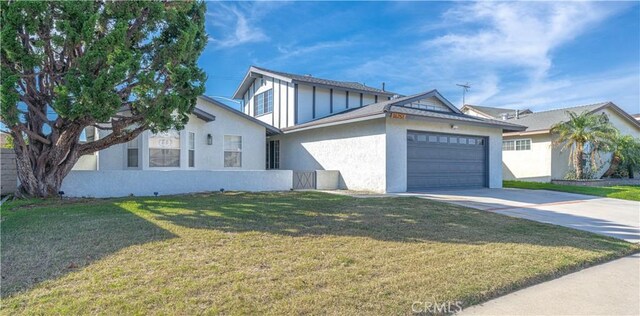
[2,192,637,314]
[504,180,640,201]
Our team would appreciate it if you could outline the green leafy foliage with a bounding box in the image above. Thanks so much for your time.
[0,1,207,196]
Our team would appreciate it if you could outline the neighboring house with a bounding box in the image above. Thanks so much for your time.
[234,66,525,192]
[462,103,640,182]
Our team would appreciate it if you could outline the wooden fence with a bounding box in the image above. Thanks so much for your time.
[1,148,17,195]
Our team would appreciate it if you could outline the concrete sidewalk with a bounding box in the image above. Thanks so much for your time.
[459,253,640,315]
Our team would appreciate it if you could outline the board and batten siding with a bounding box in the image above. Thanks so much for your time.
[241,75,389,128]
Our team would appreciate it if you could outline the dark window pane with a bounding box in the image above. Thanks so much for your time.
[127,149,138,168]
[189,150,195,167]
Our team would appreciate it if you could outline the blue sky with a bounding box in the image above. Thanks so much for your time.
[201,1,640,114]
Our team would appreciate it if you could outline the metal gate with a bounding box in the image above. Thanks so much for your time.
[293,171,316,190]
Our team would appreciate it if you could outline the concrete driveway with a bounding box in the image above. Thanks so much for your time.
[399,188,640,243]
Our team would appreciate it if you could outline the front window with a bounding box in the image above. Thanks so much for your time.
[149,130,180,167]
[515,139,531,151]
[224,135,242,167]
[254,90,273,116]
[126,137,139,168]
[188,132,195,168]
[503,139,531,151]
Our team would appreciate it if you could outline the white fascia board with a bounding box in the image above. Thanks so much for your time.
[282,114,386,134]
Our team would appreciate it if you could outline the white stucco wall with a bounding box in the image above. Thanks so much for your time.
[61,170,292,197]
[96,98,267,171]
[71,154,98,170]
[273,119,387,192]
[502,134,552,182]
[385,117,504,192]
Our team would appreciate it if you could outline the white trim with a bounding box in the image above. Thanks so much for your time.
[282,114,386,134]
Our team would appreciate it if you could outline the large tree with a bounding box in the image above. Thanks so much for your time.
[550,111,617,179]
[1,1,206,197]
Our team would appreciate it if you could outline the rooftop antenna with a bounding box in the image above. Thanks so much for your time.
[456,82,471,106]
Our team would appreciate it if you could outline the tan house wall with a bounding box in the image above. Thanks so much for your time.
[502,134,553,182]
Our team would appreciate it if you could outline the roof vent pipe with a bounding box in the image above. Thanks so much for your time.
[382,82,386,91]
[516,109,520,119]
[501,113,508,120]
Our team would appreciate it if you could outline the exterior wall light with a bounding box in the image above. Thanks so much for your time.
[207,134,213,145]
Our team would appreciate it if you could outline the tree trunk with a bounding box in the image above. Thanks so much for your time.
[629,165,635,179]
[574,143,584,179]
[14,139,81,198]
[603,155,621,178]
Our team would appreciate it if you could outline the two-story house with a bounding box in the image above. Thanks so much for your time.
[232,66,524,192]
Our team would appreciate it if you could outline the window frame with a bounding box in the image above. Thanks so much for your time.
[125,137,140,169]
[224,135,243,168]
[502,138,531,151]
[253,89,274,117]
[188,132,195,168]
[148,130,181,168]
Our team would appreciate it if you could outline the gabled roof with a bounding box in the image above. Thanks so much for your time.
[232,66,396,99]
[502,102,640,135]
[197,96,281,136]
[282,90,526,133]
[461,104,532,119]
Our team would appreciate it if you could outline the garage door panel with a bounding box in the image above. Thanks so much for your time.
[407,131,487,190]
[408,162,486,173]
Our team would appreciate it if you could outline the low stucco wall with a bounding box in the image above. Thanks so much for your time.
[315,170,340,190]
[61,170,293,198]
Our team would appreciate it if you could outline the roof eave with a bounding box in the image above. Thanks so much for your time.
[503,129,550,137]
[289,79,395,96]
[231,66,295,99]
[198,95,282,135]
[281,114,386,134]
[394,111,527,132]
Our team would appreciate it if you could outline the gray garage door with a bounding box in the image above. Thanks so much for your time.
[407,131,488,190]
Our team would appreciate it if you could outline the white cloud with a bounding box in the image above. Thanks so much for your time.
[347,1,638,112]
[427,1,619,80]
[484,67,640,113]
[206,3,274,49]
[263,40,354,66]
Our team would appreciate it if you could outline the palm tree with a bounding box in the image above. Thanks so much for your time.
[604,134,640,178]
[550,111,618,179]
